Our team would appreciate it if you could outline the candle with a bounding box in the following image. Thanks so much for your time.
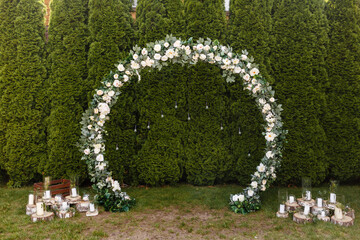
[321,210,326,217]
[334,206,343,219]
[289,196,295,204]
[71,188,77,197]
[62,202,68,211]
[89,203,95,212]
[28,194,34,205]
[36,202,44,216]
[304,205,310,215]
[45,190,51,199]
[330,193,336,203]
[317,198,323,208]
[279,204,285,214]
[306,191,311,200]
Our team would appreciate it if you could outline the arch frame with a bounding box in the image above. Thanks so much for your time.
[79,35,286,213]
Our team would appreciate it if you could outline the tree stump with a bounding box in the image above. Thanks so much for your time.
[56,210,74,219]
[276,211,289,218]
[331,215,354,227]
[297,198,315,207]
[324,200,336,210]
[317,215,330,222]
[76,201,90,213]
[312,205,325,215]
[86,209,99,217]
[65,195,81,205]
[26,204,37,216]
[285,201,300,211]
[31,211,54,222]
[293,212,313,224]
[345,208,355,219]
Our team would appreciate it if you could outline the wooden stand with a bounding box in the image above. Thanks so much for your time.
[312,205,325,215]
[26,204,36,216]
[76,201,90,213]
[285,201,300,211]
[56,210,74,219]
[293,212,313,224]
[297,198,315,207]
[86,210,99,217]
[65,195,81,205]
[276,211,289,218]
[317,215,330,222]
[331,215,354,227]
[345,209,355,219]
[31,211,54,222]
[324,200,336,210]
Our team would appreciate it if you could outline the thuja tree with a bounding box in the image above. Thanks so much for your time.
[325,0,360,181]
[0,0,47,186]
[271,0,329,185]
[46,0,89,178]
[87,0,134,92]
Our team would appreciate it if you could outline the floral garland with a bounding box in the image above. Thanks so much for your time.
[79,35,287,213]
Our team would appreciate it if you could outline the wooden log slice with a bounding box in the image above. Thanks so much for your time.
[297,198,315,207]
[31,211,54,222]
[312,205,325,215]
[324,200,336,210]
[331,215,354,227]
[26,204,37,216]
[317,215,330,222]
[345,209,355,219]
[86,210,99,217]
[76,201,90,213]
[65,195,81,205]
[276,211,289,218]
[293,212,313,224]
[285,201,300,211]
[56,210,74,219]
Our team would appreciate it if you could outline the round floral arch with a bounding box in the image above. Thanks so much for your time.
[79,35,286,213]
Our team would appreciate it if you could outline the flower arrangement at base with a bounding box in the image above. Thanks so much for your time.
[230,194,261,214]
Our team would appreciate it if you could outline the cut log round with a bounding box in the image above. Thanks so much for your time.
[285,201,300,211]
[293,212,313,224]
[31,211,54,222]
[26,204,37,216]
[312,205,325,215]
[86,210,99,217]
[276,211,289,218]
[76,201,90,213]
[65,195,81,205]
[317,215,331,222]
[297,198,315,207]
[331,215,354,227]
[56,210,74,219]
[345,209,355,219]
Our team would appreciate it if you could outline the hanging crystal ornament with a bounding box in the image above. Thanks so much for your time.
[220,123,224,131]
[175,101,178,109]
[116,144,119,150]
[187,113,191,121]
[147,121,150,129]
[238,127,242,135]
[161,110,164,118]
[206,101,209,109]
[134,125,137,133]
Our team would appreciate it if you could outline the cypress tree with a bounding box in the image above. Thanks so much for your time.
[46,0,89,178]
[87,0,134,91]
[0,0,47,186]
[271,0,329,185]
[325,0,360,181]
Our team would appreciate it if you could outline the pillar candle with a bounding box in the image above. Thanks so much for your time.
[321,210,326,217]
[89,203,95,212]
[335,207,343,219]
[45,190,51,199]
[304,205,310,215]
[71,188,77,197]
[306,191,311,200]
[330,193,336,203]
[317,198,323,207]
[28,194,34,205]
[289,196,295,204]
[36,202,44,216]
[62,202,68,211]
[279,204,285,214]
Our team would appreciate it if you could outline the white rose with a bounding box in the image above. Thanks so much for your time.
[102,95,111,102]
[131,60,140,70]
[250,68,259,76]
[84,149,90,155]
[197,44,204,51]
[215,55,222,62]
[252,85,261,94]
[247,63,252,68]
[173,40,181,48]
[112,180,121,192]
[254,172,260,178]
[251,79,257,85]
[108,90,115,97]
[251,181,258,189]
[221,46,227,52]
[192,53,199,61]
[141,48,148,55]
[200,54,206,60]
[166,49,175,59]
[241,54,247,61]
[270,167,275,173]
[96,154,104,162]
[192,46,197,51]
[185,49,191,55]
[222,58,231,65]
[117,64,125,71]
[98,103,110,115]
[232,58,240,65]
[243,74,250,81]
[97,90,103,96]
[262,179,267,185]
[263,103,271,111]
[113,80,122,88]
[161,55,168,61]
[89,116,94,121]
[100,114,106,119]
[232,195,239,202]
[133,54,138,60]
[114,74,119,79]
[208,53,214,60]
[213,46,218,50]
[272,173,276,179]
[261,186,266,191]
[259,98,266,105]
[94,148,100,154]
[270,97,275,102]
[123,75,129,82]
[233,67,241,74]
[247,189,254,197]
[204,45,210,51]
[228,52,233,58]
[125,70,131,75]
[154,44,161,52]
[238,194,245,202]
[265,132,277,141]
[94,108,99,114]
[257,163,266,173]
[164,42,169,48]
[106,82,111,87]
[87,125,92,130]
[154,53,161,60]
[266,151,274,159]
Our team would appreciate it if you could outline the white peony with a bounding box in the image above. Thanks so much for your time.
[200,54,206,60]
[123,75,129,82]
[98,103,110,115]
[154,53,161,60]
[94,148,101,154]
[141,48,148,55]
[173,40,181,48]
[154,44,161,52]
[166,48,175,59]
[243,74,250,81]
[164,42,169,48]
[131,60,140,70]
[117,64,125,71]
[241,54,248,61]
[108,90,115,97]
[263,103,271,112]
[133,54,138,60]
[266,151,274,159]
[113,80,122,88]
[102,95,111,102]
[234,67,242,74]
[238,194,245,202]
[232,58,240,65]
[232,195,239,202]
[248,189,254,197]
[112,180,121,192]
[87,125,92,130]
[259,98,266,105]
[204,45,210,51]
[270,97,275,102]
[161,55,168,61]
[251,181,258,189]
[223,58,231,65]
[257,163,266,173]
[114,74,119,79]
[250,68,260,76]
[215,55,222,62]
[96,154,104,162]
[197,44,204,51]
[97,90,103,96]
[265,132,277,141]
[84,149,90,155]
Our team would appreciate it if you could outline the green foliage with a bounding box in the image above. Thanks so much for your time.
[46,0,89,179]
[95,187,136,212]
[324,0,360,182]
[230,198,261,214]
[0,0,47,186]
[271,0,329,185]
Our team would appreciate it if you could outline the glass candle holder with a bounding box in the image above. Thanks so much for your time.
[302,177,312,200]
[89,202,97,213]
[288,194,296,204]
[279,204,286,214]
[316,197,323,208]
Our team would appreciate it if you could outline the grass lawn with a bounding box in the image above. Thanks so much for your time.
[0,184,359,240]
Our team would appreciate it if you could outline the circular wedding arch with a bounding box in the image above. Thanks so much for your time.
[80,36,286,213]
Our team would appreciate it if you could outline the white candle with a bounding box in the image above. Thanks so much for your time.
[317,198,323,207]
[89,203,95,212]
[71,188,77,197]
[62,201,68,210]
[28,194,34,205]
[279,204,285,214]
[306,191,311,200]
[304,205,310,215]
[321,210,326,217]
[45,190,51,199]
[335,207,343,219]
[36,202,44,216]
[289,196,295,204]
[330,193,336,203]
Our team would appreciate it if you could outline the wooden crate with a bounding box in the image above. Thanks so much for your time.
[33,179,71,197]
